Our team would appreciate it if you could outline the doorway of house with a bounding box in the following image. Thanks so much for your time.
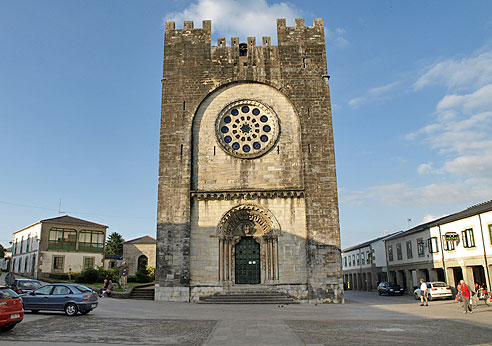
[235,237,260,284]
[452,267,463,287]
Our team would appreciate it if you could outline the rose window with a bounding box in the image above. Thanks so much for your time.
[216,100,280,158]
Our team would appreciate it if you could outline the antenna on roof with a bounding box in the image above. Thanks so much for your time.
[407,218,412,228]
[58,198,65,215]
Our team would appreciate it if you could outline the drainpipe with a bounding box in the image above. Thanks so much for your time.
[478,214,491,290]
[437,225,447,283]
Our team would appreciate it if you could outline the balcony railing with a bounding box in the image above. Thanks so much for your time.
[48,241,76,251]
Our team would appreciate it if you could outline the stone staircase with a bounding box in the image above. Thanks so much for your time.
[129,286,155,300]
[198,285,299,304]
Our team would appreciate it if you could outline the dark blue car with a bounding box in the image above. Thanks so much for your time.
[20,284,98,316]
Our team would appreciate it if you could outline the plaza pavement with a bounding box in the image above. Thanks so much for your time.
[1,273,492,345]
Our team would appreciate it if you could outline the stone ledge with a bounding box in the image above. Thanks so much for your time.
[191,189,305,201]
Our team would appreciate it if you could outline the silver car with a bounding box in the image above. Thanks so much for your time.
[20,284,98,316]
[414,281,453,300]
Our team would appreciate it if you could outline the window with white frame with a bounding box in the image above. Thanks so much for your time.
[428,237,439,253]
[489,224,492,245]
[361,252,365,265]
[462,228,475,248]
[356,254,360,265]
[406,240,413,259]
[344,256,347,267]
[349,255,352,266]
[366,251,371,264]
[417,238,425,257]
[443,233,457,251]
[396,243,402,260]
[388,245,394,261]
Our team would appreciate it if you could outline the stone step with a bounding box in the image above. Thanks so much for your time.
[198,288,298,304]
[204,295,292,300]
[129,287,155,300]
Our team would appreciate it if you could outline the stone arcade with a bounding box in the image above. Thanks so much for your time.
[156,18,343,303]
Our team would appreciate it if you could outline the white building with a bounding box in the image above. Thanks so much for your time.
[10,215,108,279]
[342,234,394,291]
[385,201,492,292]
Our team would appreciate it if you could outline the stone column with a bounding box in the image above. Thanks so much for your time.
[273,238,279,280]
[219,238,223,281]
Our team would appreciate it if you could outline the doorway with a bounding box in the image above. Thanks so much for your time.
[235,237,260,284]
[452,267,463,287]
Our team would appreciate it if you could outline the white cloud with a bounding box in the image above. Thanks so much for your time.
[421,214,448,223]
[344,45,492,209]
[341,182,489,207]
[165,0,301,42]
[414,50,492,91]
[417,162,434,175]
[348,81,400,108]
[325,27,349,48]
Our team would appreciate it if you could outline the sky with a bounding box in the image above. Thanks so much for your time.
[1,0,492,249]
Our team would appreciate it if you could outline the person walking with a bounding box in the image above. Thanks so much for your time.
[419,279,428,306]
[460,280,472,314]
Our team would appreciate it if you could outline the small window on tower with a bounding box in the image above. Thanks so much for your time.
[239,43,247,56]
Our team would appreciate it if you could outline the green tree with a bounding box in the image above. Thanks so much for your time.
[105,232,124,255]
[0,244,5,259]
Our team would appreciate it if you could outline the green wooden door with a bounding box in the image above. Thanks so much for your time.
[235,237,260,284]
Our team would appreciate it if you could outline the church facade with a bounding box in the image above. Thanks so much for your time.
[156,18,343,303]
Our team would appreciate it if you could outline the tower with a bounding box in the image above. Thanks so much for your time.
[156,18,343,303]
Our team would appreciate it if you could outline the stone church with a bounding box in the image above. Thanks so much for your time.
[156,18,343,303]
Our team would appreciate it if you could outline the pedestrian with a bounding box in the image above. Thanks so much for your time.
[419,279,428,306]
[460,280,472,314]
[100,279,113,298]
[98,279,108,297]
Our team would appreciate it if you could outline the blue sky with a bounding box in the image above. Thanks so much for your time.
[1,0,491,249]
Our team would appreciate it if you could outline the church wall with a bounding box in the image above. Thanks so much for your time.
[189,197,308,301]
[192,82,303,191]
[156,18,343,303]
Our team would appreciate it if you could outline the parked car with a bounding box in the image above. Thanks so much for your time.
[377,282,404,295]
[413,281,453,300]
[0,286,24,331]
[11,279,42,294]
[20,284,98,316]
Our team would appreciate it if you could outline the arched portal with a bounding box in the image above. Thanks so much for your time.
[235,237,260,284]
[137,255,148,272]
[217,204,280,284]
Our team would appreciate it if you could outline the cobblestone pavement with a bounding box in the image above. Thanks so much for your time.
[1,316,217,345]
[285,319,492,346]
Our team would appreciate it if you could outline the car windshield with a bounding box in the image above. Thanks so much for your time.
[0,288,20,299]
[432,282,447,287]
[18,281,41,289]
[73,285,92,293]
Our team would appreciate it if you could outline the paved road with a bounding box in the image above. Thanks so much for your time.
[1,279,492,345]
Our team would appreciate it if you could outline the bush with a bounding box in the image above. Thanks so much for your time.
[76,268,99,283]
[49,273,70,280]
[135,266,155,283]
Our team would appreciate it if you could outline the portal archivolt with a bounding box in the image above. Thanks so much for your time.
[217,204,280,283]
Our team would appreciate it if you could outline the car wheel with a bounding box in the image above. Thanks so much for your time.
[64,303,78,316]
[31,310,39,313]
[378,291,382,296]
[428,295,433,301]
[414,293,419,300]
[80,310,91,315]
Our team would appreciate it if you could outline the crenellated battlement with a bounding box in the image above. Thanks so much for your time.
[164,18,324,47]
[165,19,212,34]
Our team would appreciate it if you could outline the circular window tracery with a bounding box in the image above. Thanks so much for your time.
[216,100,280,158]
